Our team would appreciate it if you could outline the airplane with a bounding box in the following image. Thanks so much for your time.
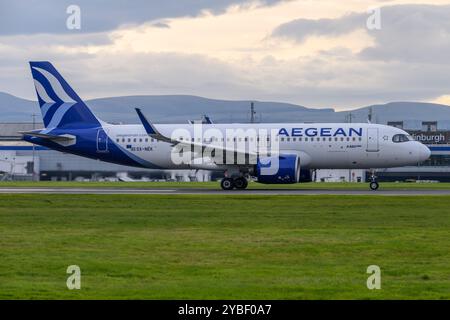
[21,61,431,190]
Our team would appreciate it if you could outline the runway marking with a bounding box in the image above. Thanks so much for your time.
[0,188,176,194]
[1,187,450,195]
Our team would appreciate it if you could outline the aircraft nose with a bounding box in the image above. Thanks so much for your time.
[417,143,431,162]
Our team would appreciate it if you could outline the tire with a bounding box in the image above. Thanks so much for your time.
[369,181,379,191]
[220,178,235,190]
[234,177,248,190]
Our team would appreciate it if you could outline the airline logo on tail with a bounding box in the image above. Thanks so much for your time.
[29,61,100,129]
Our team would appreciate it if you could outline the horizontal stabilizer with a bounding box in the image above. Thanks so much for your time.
[19,131,75,142]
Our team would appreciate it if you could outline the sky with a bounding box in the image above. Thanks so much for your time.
[1,0,450,110]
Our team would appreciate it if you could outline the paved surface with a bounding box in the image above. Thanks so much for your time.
[1,187,450,195]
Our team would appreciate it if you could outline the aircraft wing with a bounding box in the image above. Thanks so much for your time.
[135,108,257,159]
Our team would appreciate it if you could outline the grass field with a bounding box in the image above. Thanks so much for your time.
[2,181,450,190]
[0,194,449,299]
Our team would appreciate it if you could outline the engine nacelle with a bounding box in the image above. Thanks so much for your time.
[255,154,300,184]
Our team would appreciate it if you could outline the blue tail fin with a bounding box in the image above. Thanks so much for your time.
[29,61,101,129]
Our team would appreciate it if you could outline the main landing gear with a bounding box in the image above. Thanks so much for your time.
[220,177,248,190]
[369,171,379,191]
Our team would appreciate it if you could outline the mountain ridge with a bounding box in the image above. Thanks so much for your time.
[1,92,450,127]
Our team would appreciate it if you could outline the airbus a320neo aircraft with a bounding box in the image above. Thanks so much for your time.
[21,62,431,190]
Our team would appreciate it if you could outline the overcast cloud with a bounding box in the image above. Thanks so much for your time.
[0,0,283,35]
[1,1,450,109]
[272,4,450,63]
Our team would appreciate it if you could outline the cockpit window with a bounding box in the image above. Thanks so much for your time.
[392,134,413,143]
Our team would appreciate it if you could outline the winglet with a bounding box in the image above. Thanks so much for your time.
[135,108,157,134]
[135,108,172,143]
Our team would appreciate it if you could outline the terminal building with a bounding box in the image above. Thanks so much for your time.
[0,123,212,182]
[376,120,450,181]
[1,120,450,182]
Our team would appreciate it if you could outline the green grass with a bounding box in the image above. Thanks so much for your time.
[0,194,449,300]
[2,181,450,190]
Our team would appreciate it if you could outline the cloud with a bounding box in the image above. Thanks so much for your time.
[0,38,255,102]
[0,0,284,35]
[272,4,450,63]
[151,21,171,29]
[2,1,450,110]
[6,42,450,110]
[359,4,450,63]
[272,13,366,43]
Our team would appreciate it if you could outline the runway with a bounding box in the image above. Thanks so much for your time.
[1,187,450,195]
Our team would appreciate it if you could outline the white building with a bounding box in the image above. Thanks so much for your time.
[314,169,365,183]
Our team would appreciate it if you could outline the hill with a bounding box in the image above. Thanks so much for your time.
[2,92,450,126]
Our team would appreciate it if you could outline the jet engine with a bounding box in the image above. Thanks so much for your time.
[255,154,300,184]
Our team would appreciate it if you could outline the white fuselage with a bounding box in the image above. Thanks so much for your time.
[102,122,430,171]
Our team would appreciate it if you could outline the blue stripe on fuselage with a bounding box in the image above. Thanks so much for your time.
[22,127,161,169]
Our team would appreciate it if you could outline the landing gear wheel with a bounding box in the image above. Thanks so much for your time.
[233,177,248,190]
[369,181,379,191]
[221,178,235,190]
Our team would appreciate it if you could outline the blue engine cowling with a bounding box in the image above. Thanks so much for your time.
[255,154,300,184]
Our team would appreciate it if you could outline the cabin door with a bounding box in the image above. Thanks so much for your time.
[366,128,379,152]
[97,129,109,152]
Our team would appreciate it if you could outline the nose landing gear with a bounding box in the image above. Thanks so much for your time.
[369,181,379,191]
[369,171,379,191]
